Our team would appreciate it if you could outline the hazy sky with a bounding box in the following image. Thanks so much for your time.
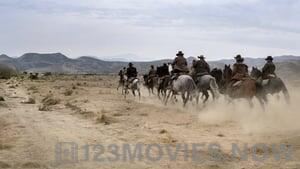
[0,0,300,61]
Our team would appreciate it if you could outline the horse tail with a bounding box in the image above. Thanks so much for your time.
[280,79,290,103]
[191,78,197,91]
[209,77,219,98]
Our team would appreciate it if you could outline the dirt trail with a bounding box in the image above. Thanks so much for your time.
[0,76,300,169]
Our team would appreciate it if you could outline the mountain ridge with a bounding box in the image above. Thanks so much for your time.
[0,52,300,74]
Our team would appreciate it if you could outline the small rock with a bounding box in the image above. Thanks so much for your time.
[159,129,168,134]
[8,85,15,89]
[217,134,225,137]
[21,97,36,104]
[0,96,5,101]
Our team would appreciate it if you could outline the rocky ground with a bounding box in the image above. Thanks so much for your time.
[0,75,299,169]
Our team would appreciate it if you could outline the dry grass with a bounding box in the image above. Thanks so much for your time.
[96,114,116,125]
[41,94,60,106]
[0,161,11,168]
[38,94,60,111]
[63,89,73,96]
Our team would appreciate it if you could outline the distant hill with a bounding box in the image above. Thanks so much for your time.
[0,53,300,79]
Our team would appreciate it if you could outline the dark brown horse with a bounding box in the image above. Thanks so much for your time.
[222,65,266,108]
[143,74,158,96]
[251,67,290,103]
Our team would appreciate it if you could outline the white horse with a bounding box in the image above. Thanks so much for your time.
[124,76,141,100]
[165,75,198,107]
[195,74,220,103]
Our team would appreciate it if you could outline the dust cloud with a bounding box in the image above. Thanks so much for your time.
[198,87,300,134]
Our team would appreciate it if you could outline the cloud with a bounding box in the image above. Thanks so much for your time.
[0,0,299,60]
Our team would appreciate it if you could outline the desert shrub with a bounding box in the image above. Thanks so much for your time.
[38,94,60,111]
[96,114,115,125]
[64,89,73,96]
[27,86,38,91]
[42,94,60,106]
[29,73,39,80]
[43,72,52,76]
[0,64,17,79]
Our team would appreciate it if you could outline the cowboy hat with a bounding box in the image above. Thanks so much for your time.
[176,51,184,56]
[198,55,205,59]
[234,54,244,62]
[128,62,133,66]
[265,56,273,61]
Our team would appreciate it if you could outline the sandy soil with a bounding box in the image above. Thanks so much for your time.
[0,75,299,169]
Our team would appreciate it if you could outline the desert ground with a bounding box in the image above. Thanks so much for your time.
[0,75,300,169]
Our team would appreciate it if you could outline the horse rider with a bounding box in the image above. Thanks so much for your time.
[192,55,210,82]
[126,62,138,84]
[231,54,249,87]
[147,65,157,84]
[172,51,189,79]
[118,67,126,83]
[262,56,276,80]
[190,59,197,77]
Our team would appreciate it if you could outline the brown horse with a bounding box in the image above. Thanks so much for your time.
[222,65,266,109]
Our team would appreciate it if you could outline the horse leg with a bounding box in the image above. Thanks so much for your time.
[124,88,128,99]
[282,85,290,104]
[157,88,161,99]
[196,92,200,105]
[259,98,265,111]
[248,98,254,108]
[165,90,172,105]
[209,78,219,100]
[138,89,141,100]
[203,90,209,103]
[148,88,151,96]
[132,90,136,97]
[186,92,191,106]
[163,89,167,99]
[210,88,215,100]
[181,92,187,107]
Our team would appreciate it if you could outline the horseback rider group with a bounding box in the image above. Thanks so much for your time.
[118,51,277,91]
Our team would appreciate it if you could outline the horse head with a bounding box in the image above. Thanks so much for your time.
[250,67,262,79]
[223,64,232,80]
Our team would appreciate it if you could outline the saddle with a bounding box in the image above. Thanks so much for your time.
[262,74,277,86]
[171,72,186,80]
[262,74,276,86]
[233,81,243,87]
[232,73,246,81]
[196,72,210,77]
[194,72,210,83]
[147,76,155,84]
[126,77,138,87]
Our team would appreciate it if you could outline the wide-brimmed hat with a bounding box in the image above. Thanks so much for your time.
[265,56,273,61]
[198,55,205,59]
[176,51,184,56]
[129,62,133,66]
[234,54,244,61]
